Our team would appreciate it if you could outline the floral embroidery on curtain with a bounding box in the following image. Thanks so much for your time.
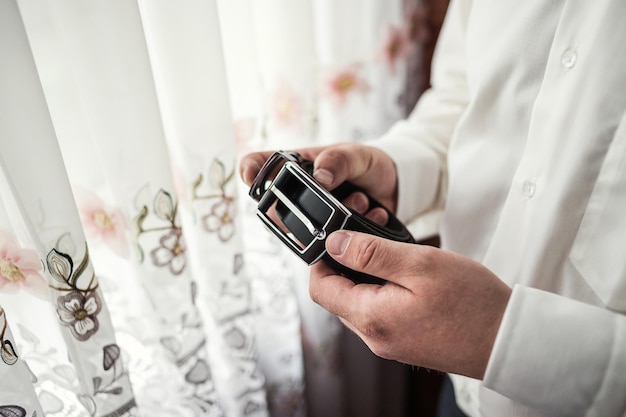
[193,159,238,243]
[48,246,102,342]
[134,189,186,274]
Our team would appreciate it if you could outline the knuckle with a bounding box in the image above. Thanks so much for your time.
[319,143,363,168]
[360,313,386,340]
[360,319,393,359]
[321,148,351,169]
[370,344,394,360]
[308,286,320,304]
[308,280,323,305]
[352,238,382,270]
[414,245,441,272]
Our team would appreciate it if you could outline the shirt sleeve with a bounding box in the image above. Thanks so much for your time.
[369,0,471,223]
[483,285,626,416]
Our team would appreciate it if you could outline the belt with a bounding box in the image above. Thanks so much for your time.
[249,151,416,285]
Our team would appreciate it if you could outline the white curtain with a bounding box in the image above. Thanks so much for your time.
[0,0,430,416]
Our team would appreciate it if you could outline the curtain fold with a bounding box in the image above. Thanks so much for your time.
[0,305,45,417]
[1,0,432,416]
[1,2,137,416]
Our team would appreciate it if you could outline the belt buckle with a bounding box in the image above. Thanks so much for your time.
[255,160,352,265]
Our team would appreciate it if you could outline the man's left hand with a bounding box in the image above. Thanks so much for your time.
[309,230,512,380]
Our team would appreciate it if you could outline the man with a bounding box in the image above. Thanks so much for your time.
[240,0,626,415]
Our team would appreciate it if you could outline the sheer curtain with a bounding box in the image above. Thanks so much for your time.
[0,0,432,416]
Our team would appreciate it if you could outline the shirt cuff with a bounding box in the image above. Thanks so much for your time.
[483,285,626,416]
[368,134,442,224]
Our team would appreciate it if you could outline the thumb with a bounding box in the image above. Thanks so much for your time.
[325,231,414,286]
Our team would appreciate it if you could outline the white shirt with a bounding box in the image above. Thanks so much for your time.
[374,0,626,416]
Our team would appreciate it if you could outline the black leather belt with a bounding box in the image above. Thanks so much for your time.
[249,151,415,285]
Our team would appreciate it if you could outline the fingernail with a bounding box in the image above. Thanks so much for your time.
[313,168,334,185]
[327,231,351,256]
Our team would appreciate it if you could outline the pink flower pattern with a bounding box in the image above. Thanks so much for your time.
[269,80,303,129]
[319,4,430,107]
[0,229,47,299]
[321,64,370,106]
[379,3,430,74]
[379,25,412,74]
[77,190,130,258]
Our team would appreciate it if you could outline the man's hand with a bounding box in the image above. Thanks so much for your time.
[309,230,512,380]
[239,143,399,223]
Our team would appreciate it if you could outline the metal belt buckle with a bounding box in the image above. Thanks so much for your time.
[254,157,352,265]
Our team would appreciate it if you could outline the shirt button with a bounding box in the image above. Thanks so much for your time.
[561,49,577,69]
[522,179,536,198]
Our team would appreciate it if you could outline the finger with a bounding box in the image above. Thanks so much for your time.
[239,147,329,186]
[313,143,396,188]
[310,261,400,352]
[238,144,375,189]
[363,207,389,225]
[310,143,371,188]
[309,261,355,319]
[341,192,389,225]
[238,151,274,185]
[309,260,381,322]
[324,230,420,287]
[342,192,369,214]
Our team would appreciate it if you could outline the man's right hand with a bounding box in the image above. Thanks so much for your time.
[239,143,399,224]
